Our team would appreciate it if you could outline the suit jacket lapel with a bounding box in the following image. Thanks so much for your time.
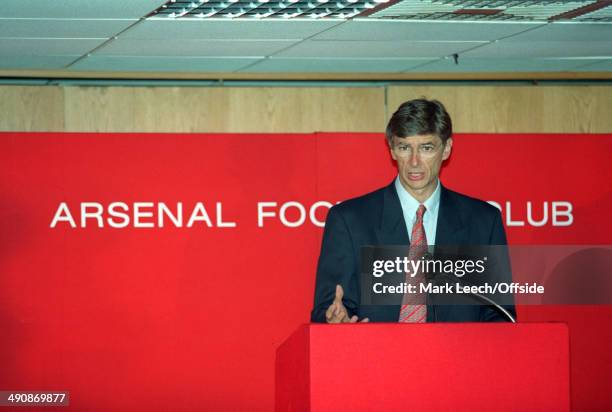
[376,181,410,246]
[435,185,466,246]
[372,181,408,320]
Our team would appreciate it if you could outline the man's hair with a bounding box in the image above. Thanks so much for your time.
[385,98,453,145]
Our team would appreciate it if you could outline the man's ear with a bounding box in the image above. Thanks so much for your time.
[442,137,453,160]
[388,139,397,160]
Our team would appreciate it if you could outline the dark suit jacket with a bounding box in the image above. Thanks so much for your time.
[311,180,516,323]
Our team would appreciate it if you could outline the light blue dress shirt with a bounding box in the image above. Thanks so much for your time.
[394,176,441,245]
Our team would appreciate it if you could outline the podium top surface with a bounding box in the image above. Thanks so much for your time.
[294,321,568,342]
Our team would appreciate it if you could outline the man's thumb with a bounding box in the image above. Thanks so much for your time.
[334,284,344,302]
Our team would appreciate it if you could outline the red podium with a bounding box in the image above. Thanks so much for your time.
[276,323,569,412]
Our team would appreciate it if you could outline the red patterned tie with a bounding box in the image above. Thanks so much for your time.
[399,204,427,323]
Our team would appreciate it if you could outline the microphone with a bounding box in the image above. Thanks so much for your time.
[467,290,516,323]
[422,252,516,323]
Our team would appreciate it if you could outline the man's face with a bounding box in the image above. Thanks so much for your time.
[389,134,453,202]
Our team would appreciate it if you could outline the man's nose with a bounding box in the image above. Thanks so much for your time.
[409,150,420,166]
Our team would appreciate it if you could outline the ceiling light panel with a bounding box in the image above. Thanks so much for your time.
[370,0,605,22]
[148,0,388,19]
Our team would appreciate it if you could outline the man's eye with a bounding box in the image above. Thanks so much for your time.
[398,146,408,151]
[422,146,434,152]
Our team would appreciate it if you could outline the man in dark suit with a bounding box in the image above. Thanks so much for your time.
[311,99,515,323]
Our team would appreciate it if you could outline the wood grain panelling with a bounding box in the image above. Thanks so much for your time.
[222,87,386,133]
[62,86,385,133]
[387,86,612,134]
[542,87,612,133]
[0,86,64,131]
[63,87,226,133]
[0,85,609,134]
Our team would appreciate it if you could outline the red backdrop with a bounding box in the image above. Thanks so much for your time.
[0,132,611,411]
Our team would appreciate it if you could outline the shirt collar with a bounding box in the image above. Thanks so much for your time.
[394,176,441,218]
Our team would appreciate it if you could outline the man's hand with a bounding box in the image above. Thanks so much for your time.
[325,284,369,324]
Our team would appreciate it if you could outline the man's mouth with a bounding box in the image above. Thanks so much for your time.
[407,172,424,181]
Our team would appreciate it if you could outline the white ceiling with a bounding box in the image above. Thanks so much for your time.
[0,0,610,75]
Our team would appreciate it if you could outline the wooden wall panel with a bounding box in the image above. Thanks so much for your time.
[0,86,64,132]
[0,85,609,134]
[220,87,386,133]
[541,86,612,133]
[63,87,228,133]
[387,85,612,134]
[62,86,385,133]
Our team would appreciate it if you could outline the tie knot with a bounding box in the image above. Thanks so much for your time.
[416,204,426,220]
